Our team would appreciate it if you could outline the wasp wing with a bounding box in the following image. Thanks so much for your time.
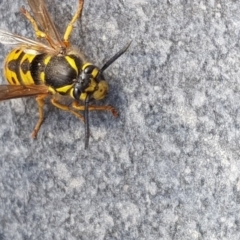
[25,0,63,48]
[0,85,50,100]
[0,30,57,54]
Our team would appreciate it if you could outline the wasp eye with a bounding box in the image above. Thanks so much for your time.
[73,84,81,99]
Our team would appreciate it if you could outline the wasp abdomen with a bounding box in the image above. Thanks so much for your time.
[4,48,36,85]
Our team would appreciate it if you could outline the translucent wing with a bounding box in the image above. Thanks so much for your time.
[0,85,49,100]
[25,0,63,48]
[0,29,57,54]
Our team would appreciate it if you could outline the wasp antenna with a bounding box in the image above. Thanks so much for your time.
[84,94,90,149]
[100,41,132,73]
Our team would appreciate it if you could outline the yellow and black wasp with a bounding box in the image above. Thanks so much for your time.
[0,0,130,148]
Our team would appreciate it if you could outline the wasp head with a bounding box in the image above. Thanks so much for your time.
[72,42,131,149]
[73,63,108,101]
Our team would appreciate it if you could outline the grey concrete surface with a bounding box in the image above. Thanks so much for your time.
[0,0,240,239]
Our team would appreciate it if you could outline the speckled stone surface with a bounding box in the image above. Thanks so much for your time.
[0,0,240,239]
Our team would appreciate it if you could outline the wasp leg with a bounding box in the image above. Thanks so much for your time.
[63,0,84,45]
[20,7,47,40]
[31,94,48,138]
[72,101,119,117]
[50,98,85,122]
[20,6,57,48]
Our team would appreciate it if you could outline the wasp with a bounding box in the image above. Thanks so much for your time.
[0,0,130,148]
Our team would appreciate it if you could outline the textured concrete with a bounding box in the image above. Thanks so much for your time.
[0,0,240,239]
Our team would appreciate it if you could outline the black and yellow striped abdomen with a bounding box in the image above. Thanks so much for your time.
[4,48,37,85]
[4,48,84,94]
